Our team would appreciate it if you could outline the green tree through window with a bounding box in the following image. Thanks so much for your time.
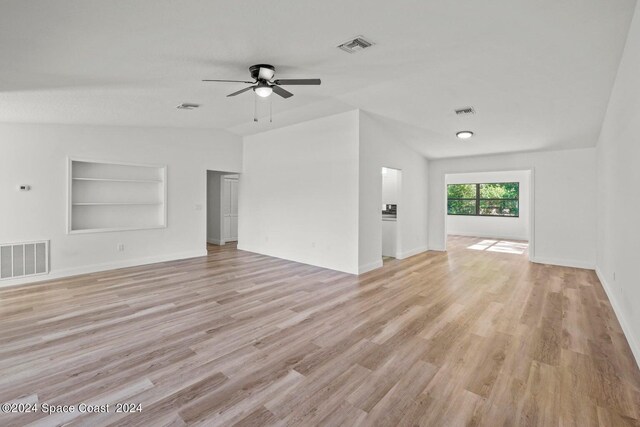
[447,182,519,217]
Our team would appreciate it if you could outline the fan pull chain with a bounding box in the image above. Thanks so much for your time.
[253,93,258,122]
[270,95,273,123]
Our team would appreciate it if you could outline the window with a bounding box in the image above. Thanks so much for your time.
[447,182,519,217]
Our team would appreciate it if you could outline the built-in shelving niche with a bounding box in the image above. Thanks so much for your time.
[68,158,167,234]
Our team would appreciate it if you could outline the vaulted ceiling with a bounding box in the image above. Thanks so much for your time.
[0,0,636,158]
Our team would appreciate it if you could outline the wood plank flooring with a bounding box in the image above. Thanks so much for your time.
[0,235,639,426]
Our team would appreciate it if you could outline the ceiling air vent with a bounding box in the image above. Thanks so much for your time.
[455,107,475,116]
[337,36,374,53]
[176,103,200,110]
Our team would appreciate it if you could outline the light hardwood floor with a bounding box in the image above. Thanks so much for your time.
[0,236,639,426]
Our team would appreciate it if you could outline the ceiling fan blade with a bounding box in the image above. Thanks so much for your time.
[202,79,254,83]
[227,86,255,97]
[272,85,294,99]
[274,78,321,86]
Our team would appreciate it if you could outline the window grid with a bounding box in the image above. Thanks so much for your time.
[447,182,519,217]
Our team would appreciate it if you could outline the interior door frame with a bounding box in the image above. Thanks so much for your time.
[205,170,240,248]
[381,166,403,259]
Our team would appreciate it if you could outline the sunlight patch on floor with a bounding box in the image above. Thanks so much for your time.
[467,240,498,251]
[467,239,528,255]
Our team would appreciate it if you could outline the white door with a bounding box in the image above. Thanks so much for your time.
[223,178,238,242]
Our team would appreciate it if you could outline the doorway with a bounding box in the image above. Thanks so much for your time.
[206,171,239,248]
[222,175,239,243]
[381,167,401,260]
[443,169,534,261]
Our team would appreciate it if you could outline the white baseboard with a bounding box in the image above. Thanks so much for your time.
[447,232,528,241]
[428,245,446,252]
[237,244,358,275]
[207,238,225,245]
[397,246,429,260]
[596,267,640,370]
[359,260,383,274]
[0,250,207,289]
[530,256,594,270]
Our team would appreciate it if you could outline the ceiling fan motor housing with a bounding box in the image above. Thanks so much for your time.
[250,64,275,81]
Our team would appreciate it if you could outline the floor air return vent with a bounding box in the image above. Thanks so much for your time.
[0,241,49,280]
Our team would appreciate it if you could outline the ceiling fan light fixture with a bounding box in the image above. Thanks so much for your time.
[254,85,273,98]
[204,64,319,101]
[456,131,474,139]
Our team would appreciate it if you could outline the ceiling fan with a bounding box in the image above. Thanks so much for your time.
[202,64,321,99]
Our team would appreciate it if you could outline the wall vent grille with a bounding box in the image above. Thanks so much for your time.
[0,240,49,281]
[176,103,200,110]
[455,107,475,115]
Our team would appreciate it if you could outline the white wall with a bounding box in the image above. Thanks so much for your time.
[446,170,530,241]
[0,123,242,287]
[238,111,360,274]
[595,0,640,366]
[206,171,223,244]
[429,148,597,269]
[359,111,430,273]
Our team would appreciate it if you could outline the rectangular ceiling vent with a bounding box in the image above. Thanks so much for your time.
[455,107,475,116]
[176,103,200,110]
[337,36,374,54]
[0,240,49,281]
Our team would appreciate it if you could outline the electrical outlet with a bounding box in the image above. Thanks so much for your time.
[195,204,203,211]
[613,272,616,281]
[117,243,125,252]
[311,242,316,248]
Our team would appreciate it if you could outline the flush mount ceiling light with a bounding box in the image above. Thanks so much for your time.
[456,131,474,139]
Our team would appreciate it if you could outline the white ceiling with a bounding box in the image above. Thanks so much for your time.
[0,0,636,158]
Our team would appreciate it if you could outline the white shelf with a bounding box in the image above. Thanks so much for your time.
[72,202,161,206]
[69,226,167,235]
[68,158,167,233]
[72,177,162,183]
